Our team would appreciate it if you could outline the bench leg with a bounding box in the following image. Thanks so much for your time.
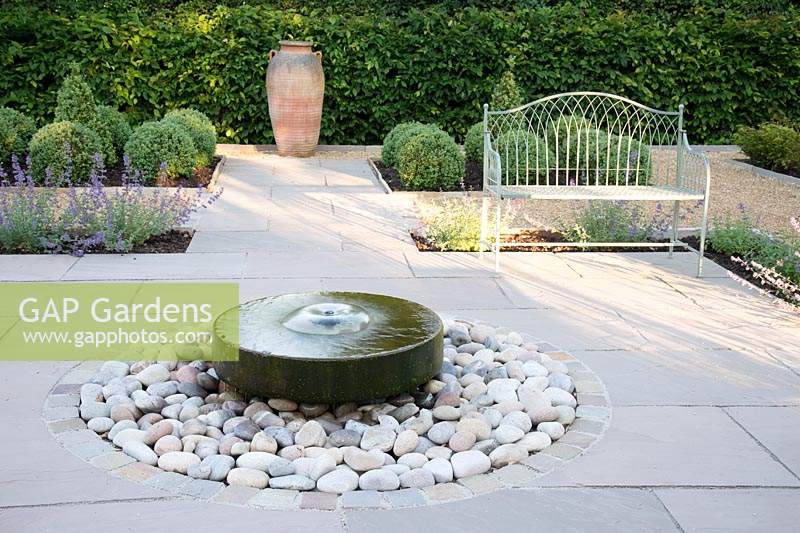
[479,196,489,260]
[669,200,679,258]
[697,194,710,277]
[494,200,502,272]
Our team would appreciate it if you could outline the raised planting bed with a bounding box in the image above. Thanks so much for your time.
[411,228,678,253]
[103,156,224,190]
[0,157,219,256]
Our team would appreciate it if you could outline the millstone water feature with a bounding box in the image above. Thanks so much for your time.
[214,292,444,403]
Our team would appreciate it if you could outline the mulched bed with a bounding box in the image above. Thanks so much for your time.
[373,159,483,192]
[0,230,194,255]
[128,230,194,253]
[412,228,671,253]
[103,157,221,188]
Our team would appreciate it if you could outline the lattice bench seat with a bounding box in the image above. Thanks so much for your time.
[478,92,712,276]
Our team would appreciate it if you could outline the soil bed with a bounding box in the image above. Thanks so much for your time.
[102,156,221,188]
[373,159,483,192]
[411,228,672,253]
[0,229,193,255]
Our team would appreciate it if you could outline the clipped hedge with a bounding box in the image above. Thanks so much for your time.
[2,3,799,145]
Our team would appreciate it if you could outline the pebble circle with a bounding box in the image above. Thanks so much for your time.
[45,318,610,510]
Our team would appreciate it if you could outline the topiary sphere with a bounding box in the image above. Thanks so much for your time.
[464,122,484,163]
[382,121,429,168]
[124,121,198,183]
[29,121,104,184]
[95,105,132,157]
[397,128,464,191]
[0,107,36,163]
[161,108,216,167]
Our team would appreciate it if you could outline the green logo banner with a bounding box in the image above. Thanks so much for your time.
[0,282,239,361]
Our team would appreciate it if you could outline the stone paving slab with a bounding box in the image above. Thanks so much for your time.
[237,278,325,301]
[534,406,800,487]
[0,255,78,281]
[320,277,513,310]
[442,308,650,352]
[0,500,343,533]
[61,253,247,280]
[403,252,497,278]
[656,488,800,533]
[244,251,412,278]
[1,156,798,530]
[556,251,730,279]
[573,349,800,406]
[188,230,341,253]
[344,488,680,533]
[725,406,800,476]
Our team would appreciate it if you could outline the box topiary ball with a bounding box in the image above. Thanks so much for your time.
[0,107,36,164]
[124,121,198,184]
[29,121,104,185]
[464,122,484,163]
[381,121,429,168]
[397,127,464,191]
[161,109,216,168]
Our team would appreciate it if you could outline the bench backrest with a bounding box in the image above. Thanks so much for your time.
[484,92,684,188]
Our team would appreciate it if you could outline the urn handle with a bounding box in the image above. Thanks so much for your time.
[314,51,323,62]
[269,50,277,61]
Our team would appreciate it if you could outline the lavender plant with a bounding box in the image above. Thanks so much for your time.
[563,200,703,244]
[710,208,799,305]
[0,154,220,255]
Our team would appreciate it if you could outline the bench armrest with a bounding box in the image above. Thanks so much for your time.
[483,138,502,194]
[680,133,711,197]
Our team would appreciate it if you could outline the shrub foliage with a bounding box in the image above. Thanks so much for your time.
[733,122,800,175]
[28,121,103,184]
[464,122,484,163]
[161,108,217,167]
[1,3,798,145]
[382,121,429,167]
[124,121,198,183]
[0,107,35,163]
[397,127,464,190]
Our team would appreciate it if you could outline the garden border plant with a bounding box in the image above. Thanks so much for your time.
[0,153,221,255]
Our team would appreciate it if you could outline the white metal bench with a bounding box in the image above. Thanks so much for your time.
[478,92,711,276]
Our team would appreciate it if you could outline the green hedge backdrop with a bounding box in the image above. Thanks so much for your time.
[1,1,798,144]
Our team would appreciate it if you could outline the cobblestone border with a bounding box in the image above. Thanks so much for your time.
[43,333,610,511]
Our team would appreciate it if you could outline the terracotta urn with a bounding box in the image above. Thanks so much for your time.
[266,40,325,157]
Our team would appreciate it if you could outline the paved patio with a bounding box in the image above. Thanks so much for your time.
[1,154,799,532]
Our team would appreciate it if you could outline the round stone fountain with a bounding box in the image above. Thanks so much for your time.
[213,292,444,403]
